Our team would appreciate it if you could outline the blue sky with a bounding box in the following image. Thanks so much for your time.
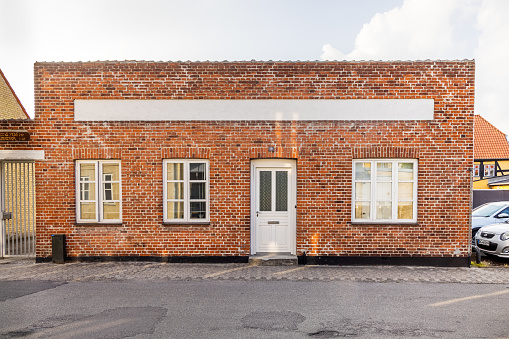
[1,0,508,134]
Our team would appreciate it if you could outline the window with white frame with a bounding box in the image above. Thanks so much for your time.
[484,164,495,177]
[164,160,209,222]
[76,160,121,223]
[353,159,417,223]
[473,164,480,177]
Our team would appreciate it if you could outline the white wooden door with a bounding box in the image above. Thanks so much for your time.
[252,160,296,254]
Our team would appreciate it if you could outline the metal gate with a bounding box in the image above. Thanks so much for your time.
[1,161,36,257]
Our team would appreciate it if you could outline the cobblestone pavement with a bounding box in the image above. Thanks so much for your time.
[1,258,509,284]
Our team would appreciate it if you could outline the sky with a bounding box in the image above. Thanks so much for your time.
[0,0,508,134]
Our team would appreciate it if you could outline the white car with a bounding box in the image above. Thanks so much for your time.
[475,221,509,258]
[472,202,509,239]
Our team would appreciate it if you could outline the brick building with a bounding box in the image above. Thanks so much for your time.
[31,60,475,266]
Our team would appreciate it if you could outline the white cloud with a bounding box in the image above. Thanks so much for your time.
[474,0,509,134]
[321,0,509,135]
[321,0,479,61]
[321,44,346,61]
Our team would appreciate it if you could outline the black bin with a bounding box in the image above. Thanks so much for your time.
[51,234,66,264]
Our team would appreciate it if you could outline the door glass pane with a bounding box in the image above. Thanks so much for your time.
[167,163,184,180]
[276,171,288,211]
[168,202,184,219]
[102,163,119,181]
[190,163,205,180]
[355,162,371,180]
[103,202,120,220]
[80,202,96,219]
[259,171,272,211]
[190,202,206,219]
[190,182,206,200]
[376,182,392,200]
[167,182,184,199]
[398,202,413,219]
[355,182,370,200]
[377,163,392,181]
[398,163,414,181]
[355,201,370,219]
[398,183,413,201]
[376,201,392,219]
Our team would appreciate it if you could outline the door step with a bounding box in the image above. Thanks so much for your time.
[248,252,298,266]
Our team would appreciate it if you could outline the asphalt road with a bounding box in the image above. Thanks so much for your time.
[1,279,508,339]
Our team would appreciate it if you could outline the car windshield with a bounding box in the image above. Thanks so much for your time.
[472,204,506,217]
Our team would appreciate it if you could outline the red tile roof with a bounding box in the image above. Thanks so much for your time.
[474,115,509,159]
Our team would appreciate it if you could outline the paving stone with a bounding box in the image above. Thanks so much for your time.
[1,259,509,284]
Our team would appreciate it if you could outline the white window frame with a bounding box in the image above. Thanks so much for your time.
[484,164,495,177]
[352,159,418,223]
[473,164,480,177]
[76,160,122,223]
[163,159,210,223]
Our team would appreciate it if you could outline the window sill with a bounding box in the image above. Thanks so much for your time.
[350,221,419,226]
[75,222,123,226]
[163,221,211,226]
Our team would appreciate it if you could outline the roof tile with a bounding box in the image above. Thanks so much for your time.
[474,115,509,159]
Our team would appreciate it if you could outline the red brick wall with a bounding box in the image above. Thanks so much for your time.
[33,61,475,261]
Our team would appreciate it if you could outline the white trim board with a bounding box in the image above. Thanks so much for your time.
[74,99,434,121]
[0,150,44,160]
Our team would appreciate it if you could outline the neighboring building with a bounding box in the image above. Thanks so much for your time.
[473,115,509,189]
[0,69,30,119]
[33,60,474,266]
[472,115,509,207]
[0,69,42,257]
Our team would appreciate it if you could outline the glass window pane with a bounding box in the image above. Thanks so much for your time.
[80,202,96,220]
[398,183,413,201]
[398,163,414,181]
[102,163,120,181]
[259,171,272,211]
[168,201,184,219]
[355,182,371,200]
[103,202,120,220]
[80,163,95,181]
[376,201,392,219]
[398,202,413,219]
[355,162,371,180]
[190,182,206,200]
[80,182,95,200]
[102,183,119,201]
[276,171,288,211]
[167,182,184,200]
[355,201,370,219]
[190,163,205,181]
[167,163,184,181]
[377,162,392,181]
[104,182,112,201]
[190,202,206,219]
[376,182,392,200]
